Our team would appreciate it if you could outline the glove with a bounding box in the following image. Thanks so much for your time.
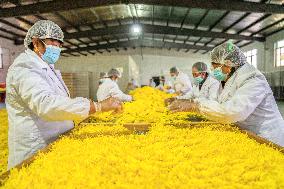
[168,99,199,113]
[89,98,123,115]
[101,97,123,112]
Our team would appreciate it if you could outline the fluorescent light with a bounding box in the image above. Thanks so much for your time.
[131,24,142,34]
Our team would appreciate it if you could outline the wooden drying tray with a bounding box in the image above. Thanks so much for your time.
[0,119,126,184]
[1,121,284,185]
[0,130,74,185]
[122,122,284,153]
[79,122,116,126]
[122,122,218,132]
[0,117,90,185]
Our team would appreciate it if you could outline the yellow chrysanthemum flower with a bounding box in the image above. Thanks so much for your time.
[1,87,284,189]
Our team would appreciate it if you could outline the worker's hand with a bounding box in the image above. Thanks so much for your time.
[176,91,182,95]
[168,99,199,113]
[100,97,123,113]
[164,97,176,106]
[89,100,96,114]
[164,85,171,90]
[89,98,123,115]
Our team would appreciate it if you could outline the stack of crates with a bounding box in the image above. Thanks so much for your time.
[61,72,93,98]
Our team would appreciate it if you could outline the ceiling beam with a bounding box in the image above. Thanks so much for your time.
[0,26,24,38]
[0,0,283,18]
[0,0,20,5]
[64,24,265,42]
[62,39,213,54]
[0,19,27,32]
[0,33,14,41]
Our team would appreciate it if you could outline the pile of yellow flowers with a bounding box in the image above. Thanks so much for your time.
[89,87,201,125]
[1,87,284,188]
[0,109,8,175]
[2,124,284,188]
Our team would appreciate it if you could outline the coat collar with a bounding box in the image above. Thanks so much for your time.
[218,63,258,103]
[25,48,49,69]
[25,49,70,97]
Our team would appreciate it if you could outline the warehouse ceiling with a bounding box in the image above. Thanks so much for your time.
[0,0,283,56]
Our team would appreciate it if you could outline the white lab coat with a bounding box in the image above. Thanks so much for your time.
[150,81,156,88]
[173,72,192,94]
[177,75,220,101]
[5,49,90,169]
[97,78,132,102]
[199,63,284,146]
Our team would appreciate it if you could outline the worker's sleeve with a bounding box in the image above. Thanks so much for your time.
[199,78,267,123]
[180,75,192,94]
[176,90,194,100]
[109,83,132,102]
[208,81,220,101]
[16,67,90,122]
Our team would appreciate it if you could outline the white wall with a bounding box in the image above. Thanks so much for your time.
[265,30,284,73]
[241,41,265,71]
[241,30,284,73]
[128,56,140,86]
[129,49,210,85]
[0,38,25,83]
[55,54,130,99]
[57,48,210,95]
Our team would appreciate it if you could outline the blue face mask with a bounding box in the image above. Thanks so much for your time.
[213,67,227,81]
[171,75,177,81]
[41,41,61,64]
[194,76,204,84]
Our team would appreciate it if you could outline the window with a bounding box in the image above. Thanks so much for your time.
[244,49,257,68]
[275,39,284,67]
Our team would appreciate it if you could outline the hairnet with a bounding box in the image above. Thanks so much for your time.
[192,62,208,72]
[210,41,247,67]
[170,67,179,74]
[24,20,64,49]
[99,72,107,78]
[108,68,122,78]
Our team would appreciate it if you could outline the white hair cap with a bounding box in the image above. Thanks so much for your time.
[210,41,247,67]
[24,20,64,49]
[108,68,122,78]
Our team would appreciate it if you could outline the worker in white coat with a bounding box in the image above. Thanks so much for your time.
[177,62,220,101]
[98,72,108,85]
[165,62,219,105]
[97,68,133,102]
[149,78,156,87]
[169,42,284,146]
[5,20,122,169]
[169,67,192,95]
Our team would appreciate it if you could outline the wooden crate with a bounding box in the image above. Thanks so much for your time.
[61,72,93,98]
[61,73,75,98]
